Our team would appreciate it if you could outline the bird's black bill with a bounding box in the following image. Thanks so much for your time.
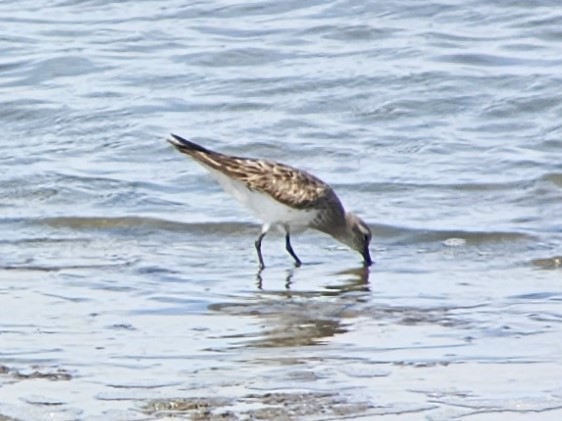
[362,247,372,267]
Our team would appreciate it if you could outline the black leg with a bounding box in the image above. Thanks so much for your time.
[255,232,266,269]
[255,270,263,289]
[285,233,302,267]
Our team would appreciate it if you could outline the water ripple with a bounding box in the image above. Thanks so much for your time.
[2,1,562,420]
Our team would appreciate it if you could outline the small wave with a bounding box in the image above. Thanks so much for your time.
[334,179,540,193]
[434,53,562,68]
[34,216,534,247]
[543,173,562,188]
[2,262,131,272]
[38,215,257,235]
[371,223,532,245]
[531,256,562,270]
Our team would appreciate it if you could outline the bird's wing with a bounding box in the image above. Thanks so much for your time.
[168,134,340,210]
[223,157,337,210]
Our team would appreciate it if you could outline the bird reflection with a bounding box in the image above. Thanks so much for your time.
[211,264,372,349]
[256,267,295,290]
[322,266,371,296]
[255,264,370,295]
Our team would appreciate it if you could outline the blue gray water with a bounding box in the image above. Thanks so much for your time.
[1,1,562,420]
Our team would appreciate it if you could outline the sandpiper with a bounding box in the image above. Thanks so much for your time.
[167,134,372,269]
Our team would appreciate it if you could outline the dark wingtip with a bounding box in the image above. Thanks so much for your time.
[167,134,209,153]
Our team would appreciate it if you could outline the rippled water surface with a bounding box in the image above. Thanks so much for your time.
[1,1,562,420]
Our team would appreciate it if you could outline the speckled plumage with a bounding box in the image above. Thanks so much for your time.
[167,133,372,268]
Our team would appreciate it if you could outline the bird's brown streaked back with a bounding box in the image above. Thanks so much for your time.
[168,133,344,211]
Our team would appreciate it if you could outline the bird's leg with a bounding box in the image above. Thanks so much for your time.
[285,233,302,267]
[255,231,267,270]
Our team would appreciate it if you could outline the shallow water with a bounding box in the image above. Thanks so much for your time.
[1,0,562,420]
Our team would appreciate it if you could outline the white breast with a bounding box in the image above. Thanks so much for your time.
[204,166,318,232]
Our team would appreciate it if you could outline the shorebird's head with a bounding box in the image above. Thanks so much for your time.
[339,213,372,266]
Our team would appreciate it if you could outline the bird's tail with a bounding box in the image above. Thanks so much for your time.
[167,133,234,173]
[167,134,210,155]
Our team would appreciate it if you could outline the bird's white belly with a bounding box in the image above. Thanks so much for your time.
[207,167,318,232]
